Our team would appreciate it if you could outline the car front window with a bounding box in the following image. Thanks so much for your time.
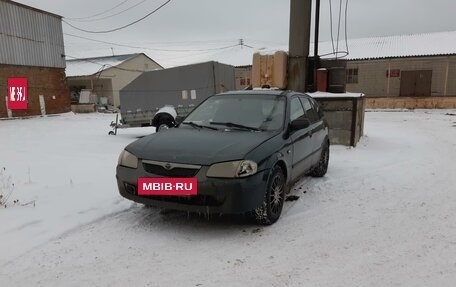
[184,94,285,131]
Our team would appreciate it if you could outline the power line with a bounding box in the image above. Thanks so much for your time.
[64,33,240,52]
[66,0,148,23]
[65,54,149,73]
[245,38,287,46]
[328,0,335,55]
[336,0,343,59]
[66,36,237,47]
[344,0,350,56]
[65,0,132,20]
[325,0,350,60]
[63,0,172,34]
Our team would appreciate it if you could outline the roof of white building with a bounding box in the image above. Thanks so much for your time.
[65,53,161,77]
[315,30,456,60]
[229,31,456,66]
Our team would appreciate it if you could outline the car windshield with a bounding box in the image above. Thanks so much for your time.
[183,94,286,131]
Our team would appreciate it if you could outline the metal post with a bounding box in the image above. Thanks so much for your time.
[288,0,312,92]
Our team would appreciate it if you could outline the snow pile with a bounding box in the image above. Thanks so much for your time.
[0,113,154,265]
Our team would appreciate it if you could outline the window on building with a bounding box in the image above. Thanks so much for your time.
[182,90,189,100]
[346,68,358,84]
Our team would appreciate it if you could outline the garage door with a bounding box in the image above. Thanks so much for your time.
[400,70,432,97]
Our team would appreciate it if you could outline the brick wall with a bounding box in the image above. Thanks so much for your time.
[0,64,70,118]
[365,96,456,109]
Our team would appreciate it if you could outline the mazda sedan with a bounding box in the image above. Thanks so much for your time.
[116,90,329,224]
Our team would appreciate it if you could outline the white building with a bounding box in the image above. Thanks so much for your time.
[66,53,163,108]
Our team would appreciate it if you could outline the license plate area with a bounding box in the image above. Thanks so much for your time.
[138,178,198,196]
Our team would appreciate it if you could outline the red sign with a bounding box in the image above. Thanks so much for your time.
[138,178,198,196]
[7,78,28,110]
[386,69,401,78]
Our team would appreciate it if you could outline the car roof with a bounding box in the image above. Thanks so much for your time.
[217,89,299,98]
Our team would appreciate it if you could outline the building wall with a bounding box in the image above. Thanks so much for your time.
[0,64,70,118]
[346,56,456,97]
[235,66,252,90]
[0,0,65,68]
[365,97,456,109]
[67,77,114,104]
[100,54,162,107]
[0,1,69,117]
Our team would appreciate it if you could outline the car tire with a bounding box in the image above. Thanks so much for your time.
[156,123,170,132]
[309,142,329,177]
[253,165,286,225]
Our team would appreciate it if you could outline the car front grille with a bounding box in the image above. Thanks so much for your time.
[149,195,222,206]
[123,183,221,206]
[142,160,201,178]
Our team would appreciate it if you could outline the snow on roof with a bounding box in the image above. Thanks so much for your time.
[65,54,139,77]
[314,31,456,60]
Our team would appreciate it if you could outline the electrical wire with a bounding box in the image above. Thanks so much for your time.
[344,0,350,55]
[63,0,172,34]
[319,51,348,59]
[123,39,237,46]
[66,36,237,47]
[336,0,343,59]
[245,38,287,46]
[65,41,246,69]
[65,54,151,73]
[64,33,240,52]
[65,0,132,20]
[328,0,335,55]
[66,0,148,23]
[325,0,350,60]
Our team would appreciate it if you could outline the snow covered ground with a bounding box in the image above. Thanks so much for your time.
[1,110,456,286]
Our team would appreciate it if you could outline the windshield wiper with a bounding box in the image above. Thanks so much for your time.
[210,121,261,131]
[182,121,218,130]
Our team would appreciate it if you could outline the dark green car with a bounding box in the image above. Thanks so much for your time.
[116,90,329,224]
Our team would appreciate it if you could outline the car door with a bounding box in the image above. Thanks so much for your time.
[299,96,326,165]
[289,97,314,181]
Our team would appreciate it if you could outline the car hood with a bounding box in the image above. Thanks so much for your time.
[126,128,278,165]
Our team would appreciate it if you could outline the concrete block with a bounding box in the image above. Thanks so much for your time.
[323,111,353,130]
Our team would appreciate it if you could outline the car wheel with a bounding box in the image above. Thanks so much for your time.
[254,165,285,225]
[310,143,329,177]
[156,123,170,132]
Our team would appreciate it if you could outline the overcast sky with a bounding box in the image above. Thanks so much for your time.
[16,0,456,67]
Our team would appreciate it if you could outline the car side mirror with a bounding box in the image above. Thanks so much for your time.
[175,115,185,125]
[289,117,310,132]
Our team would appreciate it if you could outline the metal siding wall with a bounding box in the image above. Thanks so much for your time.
[0,1,65,68]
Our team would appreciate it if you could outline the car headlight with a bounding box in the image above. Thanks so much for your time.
[206,160,258,178]
[118,150,138,169]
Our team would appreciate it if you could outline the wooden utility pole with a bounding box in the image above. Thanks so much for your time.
[288,0,313,92]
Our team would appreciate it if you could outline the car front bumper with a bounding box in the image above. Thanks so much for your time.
[116,163,270,214]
